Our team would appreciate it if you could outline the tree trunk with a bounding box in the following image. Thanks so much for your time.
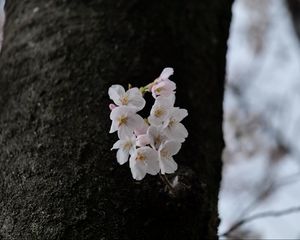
[0,1,232,239]
[287,0,300,39]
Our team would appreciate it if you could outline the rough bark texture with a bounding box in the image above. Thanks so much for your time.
[0,1,232,239]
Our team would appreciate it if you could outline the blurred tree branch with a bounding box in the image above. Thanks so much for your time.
[220,205,300,238]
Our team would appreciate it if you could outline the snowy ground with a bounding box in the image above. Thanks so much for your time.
[220,0,300,239]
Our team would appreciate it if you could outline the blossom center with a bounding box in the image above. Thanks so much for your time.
[123,141,132,150]
[160,149,170,159]
[154,108,164,117]
[155,88,161,93]
[118,115,128,126]
[136,152,146,161]
[154,136,163,147]
[120,95,129,105]
[168,118,176,127]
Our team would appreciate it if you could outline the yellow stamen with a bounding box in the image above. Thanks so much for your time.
[123,141,132,150]
[154,108,164,118]
[120,96,129,105]
[154,136,162,146]
[161,149,170,158]
[118,115,128,126]
[136,152,146,161]
[168,118,175,127]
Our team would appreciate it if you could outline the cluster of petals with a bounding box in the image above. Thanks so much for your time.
[108,68,188,180]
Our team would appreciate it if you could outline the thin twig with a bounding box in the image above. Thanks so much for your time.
[159,173,175,195]
[220,206,300,237]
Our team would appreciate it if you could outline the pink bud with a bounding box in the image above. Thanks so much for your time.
[109,103,117,110]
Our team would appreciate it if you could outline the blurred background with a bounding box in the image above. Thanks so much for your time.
[219,0,300,239]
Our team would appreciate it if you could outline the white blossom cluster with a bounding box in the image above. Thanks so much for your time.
[108,68,188,180]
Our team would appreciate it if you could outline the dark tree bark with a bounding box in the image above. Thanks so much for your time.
[0,1,232,239]
[287,0,300,39]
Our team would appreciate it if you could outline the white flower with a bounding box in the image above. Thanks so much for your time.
[108,85,145,111]
[158,141,182,174]
[147,125,167,150]
[110,106,144,139]
[111,135,136,165]
[129,146,160,180]
[163,107,188,142]
[148,95,175,126]
[151,68,176,98]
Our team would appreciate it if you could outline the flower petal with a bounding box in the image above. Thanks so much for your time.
[127,114,145,130]
[136,134,150,147]
[108,85,125,104]
[175,123,188,139]
[156,94,175,107]
[118,125,133,139]
[164,123,188,142]
[160,67,174,80]
[172,108,188,122]
[127,87,146,110]
[160,157,178,174]
[117,148,129,165]
[164,141,182,156]
[129,154,147,180]
[111,139,121,150]
[109,120,118,133]
[134,120,149,136]
[143,147,160,175]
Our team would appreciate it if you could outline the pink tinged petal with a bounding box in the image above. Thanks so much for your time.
[149,102,170,126]
[146,158,160,175]
[172,108,188,122]
[111,140,121,150]
[110,106,128,121]
[142,147,160,175]
[152,80,176,98]
[160,67,174,80]
[109,120,118,133]
[168,123,188,142]
[136,134,150,147]
[108,85,125,105]
[117,125,133,139]
[127,87,142,98]
[147,126,166,149]
[151,89,158,99]
[164,141,182,156]
[127,114,145,131]
[128,97,146,110]
[127,87,146,110]
[129,153,147,180]
[156,95,175,107]
[134,120,149,135]
[116,149,129,165]
[148,115,163,126]
[176,123,188,139]
[164,123,188,143]
[130,161,147,180]
[160,157,178,174]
